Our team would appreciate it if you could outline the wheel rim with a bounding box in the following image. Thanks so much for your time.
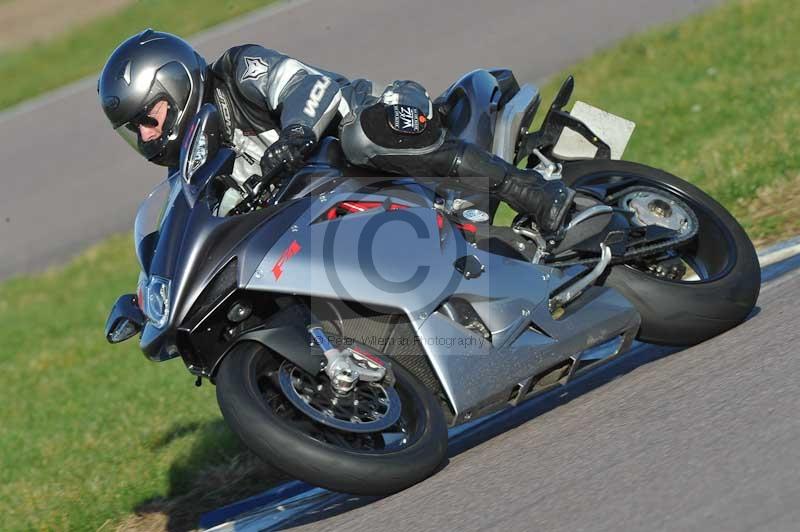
[278,361,403,433]
[618,189,695,235]
[574,171,739,284]
[253,353,426,454]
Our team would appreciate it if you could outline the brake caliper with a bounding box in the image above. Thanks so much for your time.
[308,326,388,393]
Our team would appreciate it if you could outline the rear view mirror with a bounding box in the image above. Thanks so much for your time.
[180,103,222,190]
[105,294,145,343]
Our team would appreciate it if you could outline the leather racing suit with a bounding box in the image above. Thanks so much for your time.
[206,44,572,232]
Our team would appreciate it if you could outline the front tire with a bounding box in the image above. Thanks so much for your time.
[215,342,448,495]
[562,159,760,345]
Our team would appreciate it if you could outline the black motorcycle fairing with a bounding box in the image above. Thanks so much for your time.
[137,131,441,366]
[306,136,347,168]
[270,137,400,204]
[137,232,159,275]
[172,181,442,376]
[136,148,236,278]
[180,103,224,204]
[140,196,313,363]
[147,185,193,282]
[168,172,450,375]
[551,211,631,257]
[437,69,501,148]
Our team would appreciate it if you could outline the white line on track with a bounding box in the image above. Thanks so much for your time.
[758,236,800,267]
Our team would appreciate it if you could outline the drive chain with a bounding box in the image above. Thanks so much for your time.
[545,186,700,268]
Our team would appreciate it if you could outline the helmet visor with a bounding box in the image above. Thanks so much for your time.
[114,121,143,151]
[114,98,178,161]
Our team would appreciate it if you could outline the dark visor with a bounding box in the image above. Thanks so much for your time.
[115,98,175,158]
[123,101,165,132]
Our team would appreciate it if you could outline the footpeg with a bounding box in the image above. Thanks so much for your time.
[530,148,562,181]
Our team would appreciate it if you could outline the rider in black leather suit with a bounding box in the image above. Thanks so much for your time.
[98,30,573,233]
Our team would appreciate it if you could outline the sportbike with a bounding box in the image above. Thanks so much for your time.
[106,71,759,494]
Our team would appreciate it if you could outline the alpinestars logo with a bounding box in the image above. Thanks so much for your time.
[303,77,332,118]
[241,56,269,82]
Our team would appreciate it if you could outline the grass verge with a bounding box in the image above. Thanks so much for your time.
[0,235,287,531]
[496,0,800,245]
[0,0,276,111]
[1,0,798,530]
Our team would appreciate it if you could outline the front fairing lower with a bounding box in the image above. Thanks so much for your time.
[139,147,233,361]
[138,150,315,362]
[136,140,445,364]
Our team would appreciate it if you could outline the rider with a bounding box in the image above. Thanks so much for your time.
[98,29,574,233]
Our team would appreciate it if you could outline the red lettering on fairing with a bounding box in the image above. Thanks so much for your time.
[271,240,302,280]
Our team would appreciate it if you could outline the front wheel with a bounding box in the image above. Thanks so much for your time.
[215,342,448,495]
[561,159,760,345]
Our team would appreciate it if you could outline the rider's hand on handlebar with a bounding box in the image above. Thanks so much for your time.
[259,124,317,182]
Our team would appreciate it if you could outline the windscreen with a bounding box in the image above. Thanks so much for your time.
[133,174,182,271]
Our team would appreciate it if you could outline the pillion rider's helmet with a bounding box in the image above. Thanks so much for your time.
[98,29,207,167]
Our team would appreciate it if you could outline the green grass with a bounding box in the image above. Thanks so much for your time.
[496,0,800,245]
[0,0,277,111]
[0,236,283,530]
[2,0,799,530]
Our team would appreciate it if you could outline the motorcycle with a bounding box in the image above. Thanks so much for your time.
[105,70,760,495]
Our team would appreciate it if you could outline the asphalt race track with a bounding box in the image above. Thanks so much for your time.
[3,2,795,531]
[0,0,722,280]
[205,254,800,532]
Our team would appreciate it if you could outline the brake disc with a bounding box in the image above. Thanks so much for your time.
[277,361,402,433]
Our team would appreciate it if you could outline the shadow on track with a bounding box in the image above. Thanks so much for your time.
[124,419,289,532]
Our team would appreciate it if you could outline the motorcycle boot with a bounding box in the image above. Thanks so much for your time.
[435,141,575,235]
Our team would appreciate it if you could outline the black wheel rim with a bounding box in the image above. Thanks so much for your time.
[573,171,739,284]
[252,352,427,455]
[278,361,403,433]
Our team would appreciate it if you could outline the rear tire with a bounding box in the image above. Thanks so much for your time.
[562,159,760,345]
[215,342,448,495]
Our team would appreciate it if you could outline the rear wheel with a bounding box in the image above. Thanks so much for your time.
[562,159,760,345]
[215,342,448,495]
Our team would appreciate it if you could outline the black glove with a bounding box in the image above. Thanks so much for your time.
[259,124,317,181]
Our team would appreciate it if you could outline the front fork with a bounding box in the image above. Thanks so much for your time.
[308,326,388,393]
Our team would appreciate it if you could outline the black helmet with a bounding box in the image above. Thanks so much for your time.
[98,29,207,167]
